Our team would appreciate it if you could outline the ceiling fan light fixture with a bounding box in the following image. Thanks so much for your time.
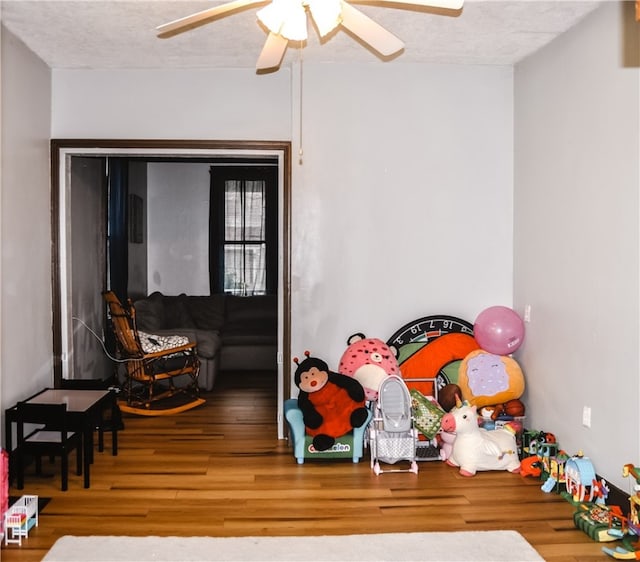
[281,4,308,40]
[306,0,342,37]
[159,0,464,73]
[257,0,308,41]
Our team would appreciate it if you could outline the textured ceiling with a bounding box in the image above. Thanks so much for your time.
[0,0,603,70]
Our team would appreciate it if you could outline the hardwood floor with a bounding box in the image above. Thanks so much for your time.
[2,371,612,561]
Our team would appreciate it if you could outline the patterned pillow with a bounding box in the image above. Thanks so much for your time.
[410,389,446,440]
[138,331,189,354]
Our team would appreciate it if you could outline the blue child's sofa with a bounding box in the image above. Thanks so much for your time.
[284,398,372,464]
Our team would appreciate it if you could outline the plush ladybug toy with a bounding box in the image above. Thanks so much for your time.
[293,351,369,451]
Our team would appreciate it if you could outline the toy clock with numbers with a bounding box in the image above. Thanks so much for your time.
[386,315,479,396]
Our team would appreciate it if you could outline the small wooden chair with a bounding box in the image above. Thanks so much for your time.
[15,402,86,491]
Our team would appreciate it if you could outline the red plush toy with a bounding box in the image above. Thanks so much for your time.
[294,351,369,451]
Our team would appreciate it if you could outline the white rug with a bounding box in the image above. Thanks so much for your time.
[42,531,544,561]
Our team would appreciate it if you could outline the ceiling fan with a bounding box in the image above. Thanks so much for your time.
[157,0,464,72]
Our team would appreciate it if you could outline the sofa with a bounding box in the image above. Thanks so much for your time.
[133,292,278,391]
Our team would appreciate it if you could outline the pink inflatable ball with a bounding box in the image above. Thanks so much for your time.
[474,306,525,355]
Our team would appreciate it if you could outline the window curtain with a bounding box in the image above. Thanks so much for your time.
[209,169,224,293]
[107,158,129,304]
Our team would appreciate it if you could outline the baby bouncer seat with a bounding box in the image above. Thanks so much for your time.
[369,375,419,475]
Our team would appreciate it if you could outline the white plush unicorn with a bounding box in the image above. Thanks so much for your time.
[440,398,521,477]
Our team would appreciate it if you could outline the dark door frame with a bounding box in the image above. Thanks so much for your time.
[50,139,292,438]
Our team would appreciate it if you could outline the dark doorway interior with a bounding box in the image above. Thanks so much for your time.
[51,140,292,438]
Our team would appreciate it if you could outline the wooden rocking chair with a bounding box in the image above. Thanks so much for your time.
[103,291,201,410]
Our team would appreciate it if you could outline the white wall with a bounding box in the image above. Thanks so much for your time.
[51,69,291,140]
[0,27,53,415]
[50,63,514,368]
[146,162,211,295]
[514,1,640,492]
[292,63,513,363]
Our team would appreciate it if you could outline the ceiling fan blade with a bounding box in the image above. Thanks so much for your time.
[339,2,404,57]
[349,0,464,9]
[256,33,289,71]
[157,0,267,37]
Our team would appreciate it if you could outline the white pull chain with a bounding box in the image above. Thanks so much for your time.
[298,40,304,165]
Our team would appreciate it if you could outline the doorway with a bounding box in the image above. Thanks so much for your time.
[51,139,292,438]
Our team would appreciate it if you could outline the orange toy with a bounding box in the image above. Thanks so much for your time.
[400,333,479,396]
[457,349,525,409]
[520,456,542,478]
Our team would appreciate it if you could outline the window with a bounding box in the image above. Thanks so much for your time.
[223,179,266,295]
[210,164,278,295]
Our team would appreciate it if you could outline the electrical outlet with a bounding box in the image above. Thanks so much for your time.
[582,406,591,428]
[524,305,531,323]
